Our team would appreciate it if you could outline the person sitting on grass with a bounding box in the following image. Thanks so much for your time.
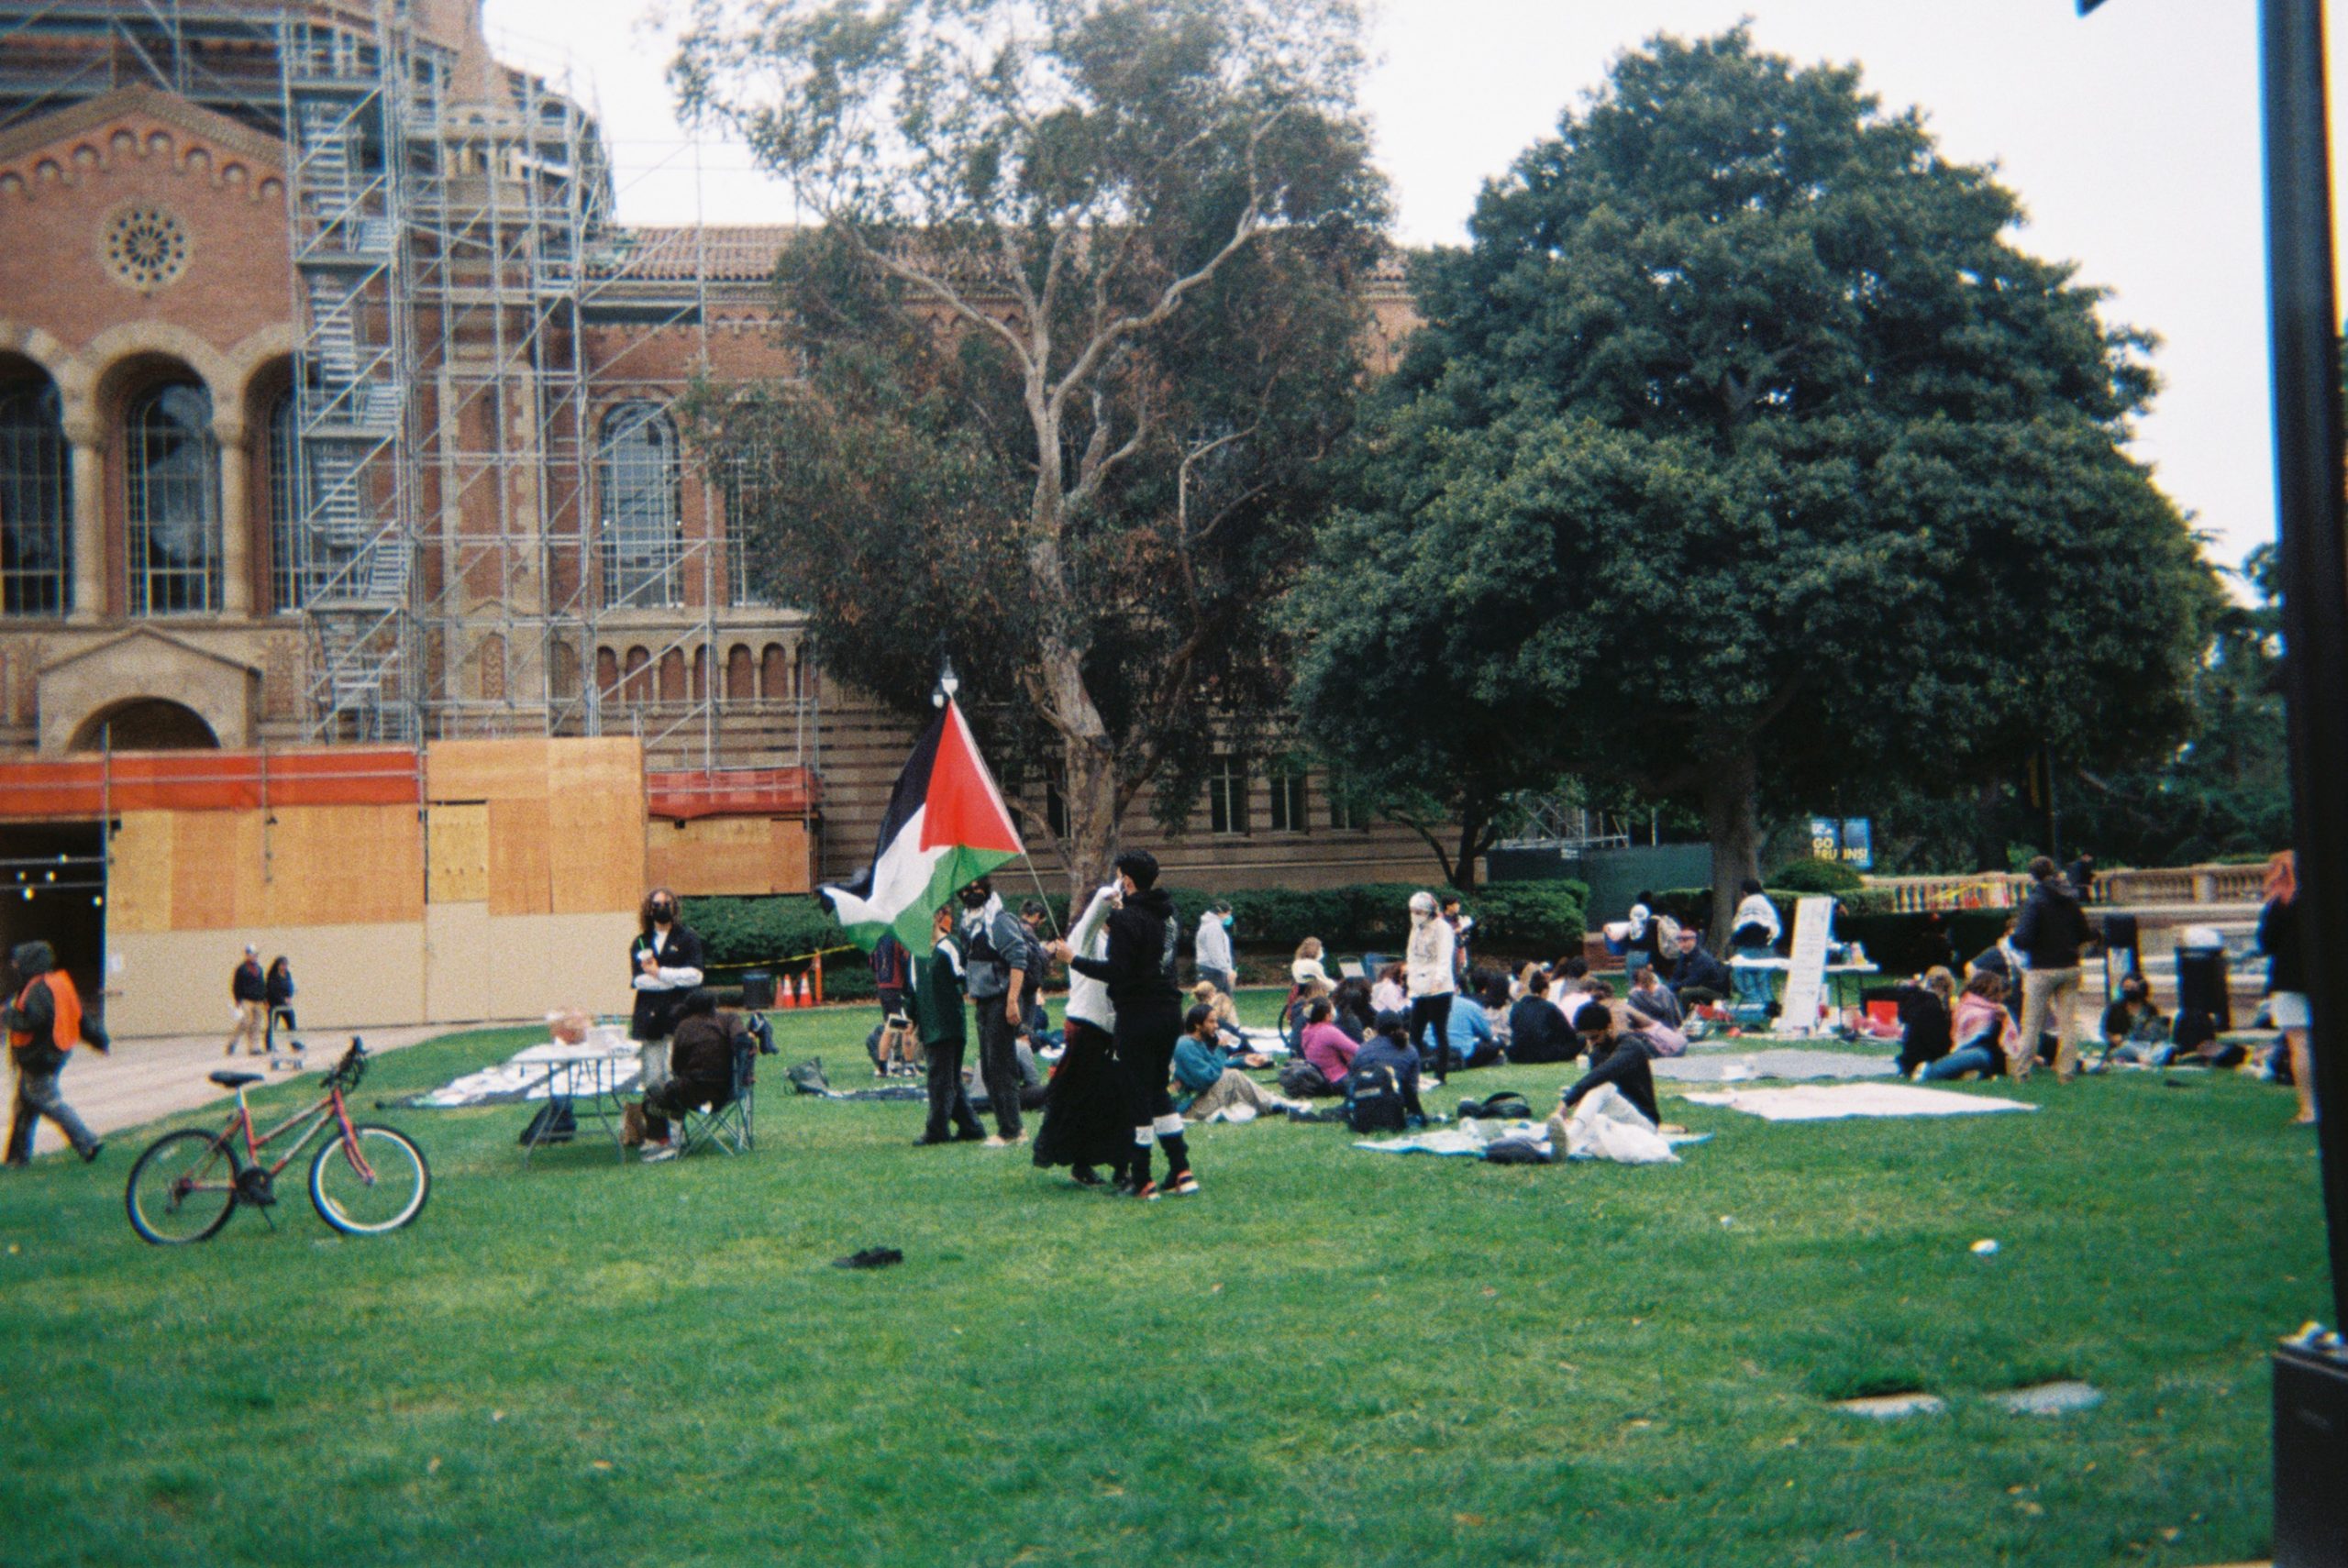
[1189,981,1251,1051]
[1619,997,1689,1059]
[1294,998,1359,1096]
[1917,972,2020,1082]
[1550,956,1592,1009]
[2099,974,2171,1066]
[1559,1001,1663,1128]
[1291,937,1335,992]
[1174,1005,1304,1121]
[1345,1011,1428,1132]
[627,988,734,1162]
[1506,969,1577,1064]
[1442,975,1501,1070]
[1369,962,1408,1017]
[1890,968,1958,1078]
[1626,966,1683,1030]
[1664,928,1732,1002]
[1332,976,1377,1043]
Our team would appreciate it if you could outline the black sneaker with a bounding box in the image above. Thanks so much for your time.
[1070,1166,1104,1187]
[913,1134,950,1147]
[953,1128,988,1143]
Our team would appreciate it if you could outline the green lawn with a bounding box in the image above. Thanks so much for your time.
[0,996,2327,1567]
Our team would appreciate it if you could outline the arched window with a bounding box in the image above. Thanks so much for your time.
[760,642,789,701]
[598,403,680,609]
[725,644,755,702]
[266,388,307,612]
[0,373,68,615]
[658,647,685,701]
[127,381,220,614]
[622,645,651,704]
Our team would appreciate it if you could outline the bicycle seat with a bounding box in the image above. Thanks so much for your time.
[209,1071,264,1089]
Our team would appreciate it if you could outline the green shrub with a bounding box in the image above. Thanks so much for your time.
[1769,856,1867,894]
[682,894,876,1001]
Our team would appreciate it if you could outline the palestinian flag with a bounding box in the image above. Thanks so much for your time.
[818,699,1025,951]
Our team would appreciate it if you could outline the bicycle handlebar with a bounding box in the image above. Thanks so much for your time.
[325,1038,369,1091]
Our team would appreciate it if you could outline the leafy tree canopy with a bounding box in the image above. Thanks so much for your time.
[1290,27,2221,931]
[673,0,1389,889]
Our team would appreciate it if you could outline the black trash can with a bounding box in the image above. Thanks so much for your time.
[2173,944,2232,1032]
[742,970,777,1010]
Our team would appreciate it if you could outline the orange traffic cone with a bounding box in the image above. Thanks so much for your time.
[796,972,813,1009]
[778,973,798,1010]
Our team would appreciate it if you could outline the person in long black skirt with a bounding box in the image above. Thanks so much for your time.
[1050,849,1193,1200]
[1031,883,1132,1187]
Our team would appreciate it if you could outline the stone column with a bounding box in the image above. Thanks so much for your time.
[63,421,104,623]
[214,417,250,617]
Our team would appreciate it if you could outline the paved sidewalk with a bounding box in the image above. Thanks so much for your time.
[8,1019,541,1159]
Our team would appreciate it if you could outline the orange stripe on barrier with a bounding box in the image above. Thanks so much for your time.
[646,766,819,822]
[0,746,422,818]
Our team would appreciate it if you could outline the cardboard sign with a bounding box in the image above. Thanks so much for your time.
[1778,896,1837,1037]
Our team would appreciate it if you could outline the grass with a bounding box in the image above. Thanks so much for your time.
[0,993,2329,1567]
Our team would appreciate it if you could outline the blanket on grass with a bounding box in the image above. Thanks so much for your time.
[1681,1084,2035,1121]
[1653,1050,1898,1085]
[395,1040,641,1108]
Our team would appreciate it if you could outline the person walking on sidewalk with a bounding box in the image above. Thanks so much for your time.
[4,941,109,1165]
[2011,856,2093,1082]
[225,944,267,1056]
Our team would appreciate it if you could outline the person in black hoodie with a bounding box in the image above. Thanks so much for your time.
[1050,848,1193,1199]
[2010,856,2093,1082]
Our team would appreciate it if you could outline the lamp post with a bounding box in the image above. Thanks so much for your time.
[2080,0,2348,1558]
[932,656,960,710]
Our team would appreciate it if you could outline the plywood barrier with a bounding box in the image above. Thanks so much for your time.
[267,804,425,927]
[426,803,490,904]
[547,738,647,915]
[486,797,553,917]
[426,737,553,803]
[646,815,813,896]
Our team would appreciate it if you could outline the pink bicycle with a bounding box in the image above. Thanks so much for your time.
[125,1040,429,1244]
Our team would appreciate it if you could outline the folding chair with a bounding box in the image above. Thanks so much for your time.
[676,1021,762,1156]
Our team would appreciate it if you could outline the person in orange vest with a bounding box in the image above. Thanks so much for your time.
[4,940,109,1165]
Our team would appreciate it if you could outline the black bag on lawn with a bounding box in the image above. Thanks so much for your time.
[787,1057,832,1095]
[1278,1061,1335,1099]
[1346,1067,1409,1134]
[519,1099,577,1145]
[1457,1092,1531,1122]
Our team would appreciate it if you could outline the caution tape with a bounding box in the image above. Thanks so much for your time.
[700,944,859,973]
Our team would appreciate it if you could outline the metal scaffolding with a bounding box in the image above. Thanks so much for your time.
[0,0,814,772]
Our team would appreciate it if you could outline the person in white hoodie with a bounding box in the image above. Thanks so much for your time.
[1194,901,1235,996]
[1404,890,1456,1074]
[1031,884,1131,1188]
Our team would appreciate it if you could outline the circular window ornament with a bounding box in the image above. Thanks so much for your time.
[102,204,191,293]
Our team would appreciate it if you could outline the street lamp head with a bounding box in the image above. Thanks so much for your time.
[934,655,960,708]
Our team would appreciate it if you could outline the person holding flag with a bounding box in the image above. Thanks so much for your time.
[817,691,1033,1143]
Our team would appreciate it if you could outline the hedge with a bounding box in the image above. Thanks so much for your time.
[681,878,1589,999]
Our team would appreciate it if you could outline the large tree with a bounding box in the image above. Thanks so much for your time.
[1291,28,2220,941]
[672,0,1388,891]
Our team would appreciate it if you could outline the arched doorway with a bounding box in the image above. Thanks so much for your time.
[67,697,219,751]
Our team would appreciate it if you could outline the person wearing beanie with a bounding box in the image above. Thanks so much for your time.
[1052,848,1195,1198]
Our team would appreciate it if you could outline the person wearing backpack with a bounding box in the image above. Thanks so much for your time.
[957,878,1034,1147]
[1345,1011,1426,1133]
[3,940,109,1165]
[913,906,986,1147]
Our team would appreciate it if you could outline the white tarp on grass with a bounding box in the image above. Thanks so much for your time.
[411,1040,642,1107]
[1682,1084,2035,1121]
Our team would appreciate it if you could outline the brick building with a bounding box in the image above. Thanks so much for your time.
[0,0,1441,911]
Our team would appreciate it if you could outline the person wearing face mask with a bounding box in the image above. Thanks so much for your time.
[1404,890,1457,1076]
[956,877,1034,1147]
[1194,901,1235,996]
[629,887,706,1068]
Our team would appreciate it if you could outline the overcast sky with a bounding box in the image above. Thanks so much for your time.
[485,0,2348,576]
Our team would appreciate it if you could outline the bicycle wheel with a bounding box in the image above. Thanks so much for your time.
[126,1129,238,1245]
[308,1124,429,1236]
